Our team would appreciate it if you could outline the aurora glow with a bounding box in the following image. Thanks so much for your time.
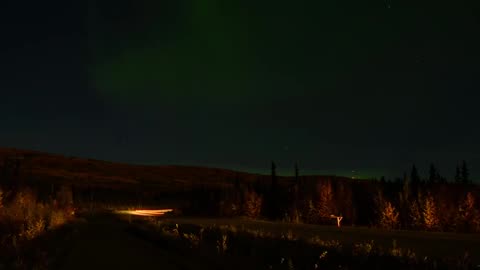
[89,0,257,105]
[2,0,479,180]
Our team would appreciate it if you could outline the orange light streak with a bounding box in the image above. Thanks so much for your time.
[115,209,174,216]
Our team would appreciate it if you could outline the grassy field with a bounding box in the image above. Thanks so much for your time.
[153,217,480,265]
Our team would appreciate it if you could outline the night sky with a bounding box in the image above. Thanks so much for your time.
[1,1,479,179]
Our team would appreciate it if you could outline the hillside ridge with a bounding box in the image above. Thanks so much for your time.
[0,147,352,190]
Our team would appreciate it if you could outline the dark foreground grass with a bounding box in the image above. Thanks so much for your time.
[124,216,478,270]
[159,217,480,265]
[0,220,82,270]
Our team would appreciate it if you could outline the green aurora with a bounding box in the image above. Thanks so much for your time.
[87,0,360,107]
[89,0,260,105]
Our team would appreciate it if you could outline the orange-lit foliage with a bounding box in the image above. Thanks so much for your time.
[458,192,480,232]
[422,194,439,230]
[0,186,73,245]
[316,180,336,221]
[409,199,423,229]
[2,148,480,234]
[379,201,399,229]
[243,189,262,219]
[303,199,318,224]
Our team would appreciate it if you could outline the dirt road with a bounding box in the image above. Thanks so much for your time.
[60,215,188,270]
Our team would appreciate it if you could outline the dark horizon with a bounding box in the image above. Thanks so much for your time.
[0,146,475,182]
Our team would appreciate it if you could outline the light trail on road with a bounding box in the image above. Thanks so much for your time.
[115,209,174,216]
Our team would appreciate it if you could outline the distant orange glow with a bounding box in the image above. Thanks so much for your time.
[115,209,173,216]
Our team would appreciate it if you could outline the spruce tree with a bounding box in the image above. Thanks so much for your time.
[380,176,386,184]
[234,173,241,190]
[410,165,420,186]
[269,161,279,219]
[410,165,420,197]
[271,161,277,188]
[428,164,438,184]
[455,165,462,184]
[461,160,470,184]
[290,162,301,222]
[294,162,299,183]
[399,174,411,228]
[401,173,410,200]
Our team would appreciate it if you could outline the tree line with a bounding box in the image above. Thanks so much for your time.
[186,161,480,233]
[1,154,478,233]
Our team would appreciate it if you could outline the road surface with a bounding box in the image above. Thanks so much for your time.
[60,214,189,270]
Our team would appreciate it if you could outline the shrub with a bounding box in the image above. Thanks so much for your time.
[24,218,46,240]
[183,232,200,248]
[423,194,439,230]
[307,237,342,251]
[216,234,228,254]
[281,230,297,241]
[0,187,73,244]
[457,192,480,232]
[49,210,67,230]
[379,201,399,229]
[409,200,423,229]
[244,189,262,219]
[56,185,74,210]
[353,240,376,256]
[291,208,301,224]
[303,199,318,224]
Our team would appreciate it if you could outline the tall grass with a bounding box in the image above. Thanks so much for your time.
[128,217,477,270]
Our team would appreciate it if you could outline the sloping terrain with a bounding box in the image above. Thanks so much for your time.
[0,147,350,191]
